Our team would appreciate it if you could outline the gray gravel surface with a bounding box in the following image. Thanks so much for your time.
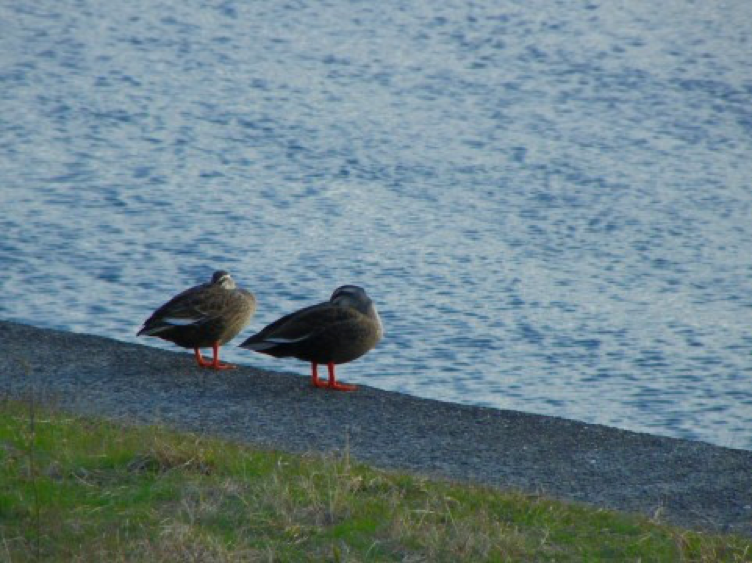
[2,320,750,536]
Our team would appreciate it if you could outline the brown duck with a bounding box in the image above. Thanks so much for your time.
[239,285,383,391]
[138,270,256,369]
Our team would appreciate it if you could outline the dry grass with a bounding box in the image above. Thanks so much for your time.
[0,398,749,562]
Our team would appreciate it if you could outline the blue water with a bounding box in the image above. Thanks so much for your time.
[2,1,751,449]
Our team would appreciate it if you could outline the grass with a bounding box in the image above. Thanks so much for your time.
[0,398,750,562]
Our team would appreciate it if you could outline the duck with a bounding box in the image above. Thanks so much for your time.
[239,285,383,391]
[137,270,256,370]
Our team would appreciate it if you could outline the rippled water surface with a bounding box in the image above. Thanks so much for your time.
[2,1,751,448]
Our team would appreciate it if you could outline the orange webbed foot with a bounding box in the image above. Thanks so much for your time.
[204,361,237,370]
[311,362,328,387]
[325,362,357,392]
[328,381,357,392]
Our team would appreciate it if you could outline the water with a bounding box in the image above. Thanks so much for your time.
[2,0,751,449]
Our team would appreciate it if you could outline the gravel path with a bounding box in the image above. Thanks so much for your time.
[2,320,750,536]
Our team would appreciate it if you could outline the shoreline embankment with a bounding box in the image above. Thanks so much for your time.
[1,319,750,536]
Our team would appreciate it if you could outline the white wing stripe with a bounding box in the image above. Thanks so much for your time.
[265,334,312,344]
[241,334,313,351]
[163,317,204,326]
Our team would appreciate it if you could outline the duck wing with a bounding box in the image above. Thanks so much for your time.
[239,302,359,350]
[137,283,228,336]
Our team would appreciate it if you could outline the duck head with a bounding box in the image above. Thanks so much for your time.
[211,270,237,289]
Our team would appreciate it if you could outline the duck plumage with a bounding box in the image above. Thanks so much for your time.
[240,285,382,390]
[138,270,256,369]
